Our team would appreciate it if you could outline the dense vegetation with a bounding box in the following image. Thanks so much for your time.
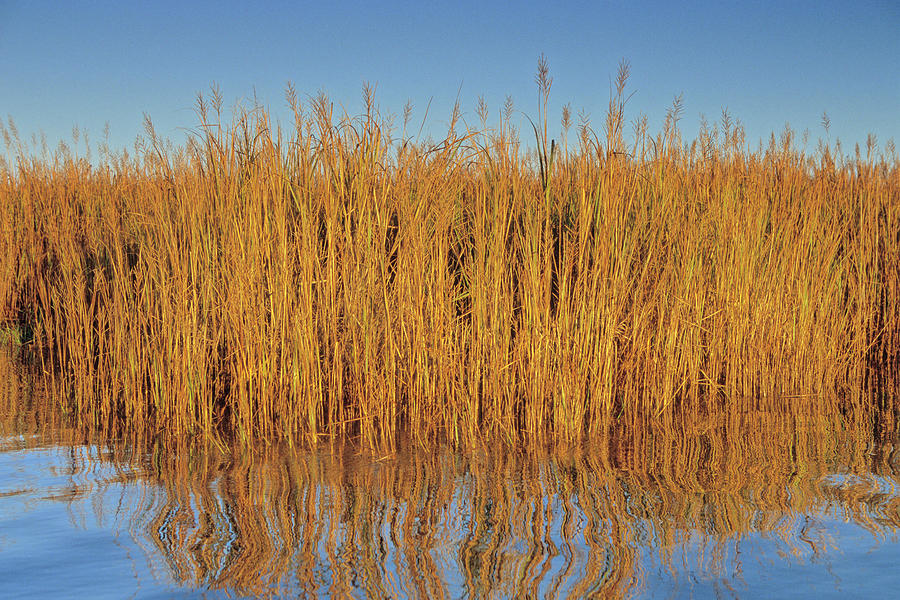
[2,63,898,447]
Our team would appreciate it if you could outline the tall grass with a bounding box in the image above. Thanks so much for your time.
[1,65,898,447]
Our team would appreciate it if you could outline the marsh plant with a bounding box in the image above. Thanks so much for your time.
[1,60,898,447]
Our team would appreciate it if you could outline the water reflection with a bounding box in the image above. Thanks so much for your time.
[1,352,899,598]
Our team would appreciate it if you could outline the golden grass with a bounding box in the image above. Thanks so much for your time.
[1,66,898,447]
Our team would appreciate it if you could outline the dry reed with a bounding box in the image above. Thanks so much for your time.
[1,62,898,448]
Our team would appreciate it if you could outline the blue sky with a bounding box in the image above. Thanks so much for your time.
[2,0,898,160]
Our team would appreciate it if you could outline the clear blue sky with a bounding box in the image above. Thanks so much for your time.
[2,0,898,160]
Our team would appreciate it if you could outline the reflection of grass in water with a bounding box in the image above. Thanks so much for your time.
[111,417,900,598]
[2,383,897,599]
[0,58,898,447]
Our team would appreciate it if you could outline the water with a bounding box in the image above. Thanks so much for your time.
[1,419,899,599]
[1,354,899,598]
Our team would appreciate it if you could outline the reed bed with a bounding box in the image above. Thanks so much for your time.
[1,66,899,447]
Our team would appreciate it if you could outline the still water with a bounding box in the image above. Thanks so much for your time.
[1,363,899,598]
